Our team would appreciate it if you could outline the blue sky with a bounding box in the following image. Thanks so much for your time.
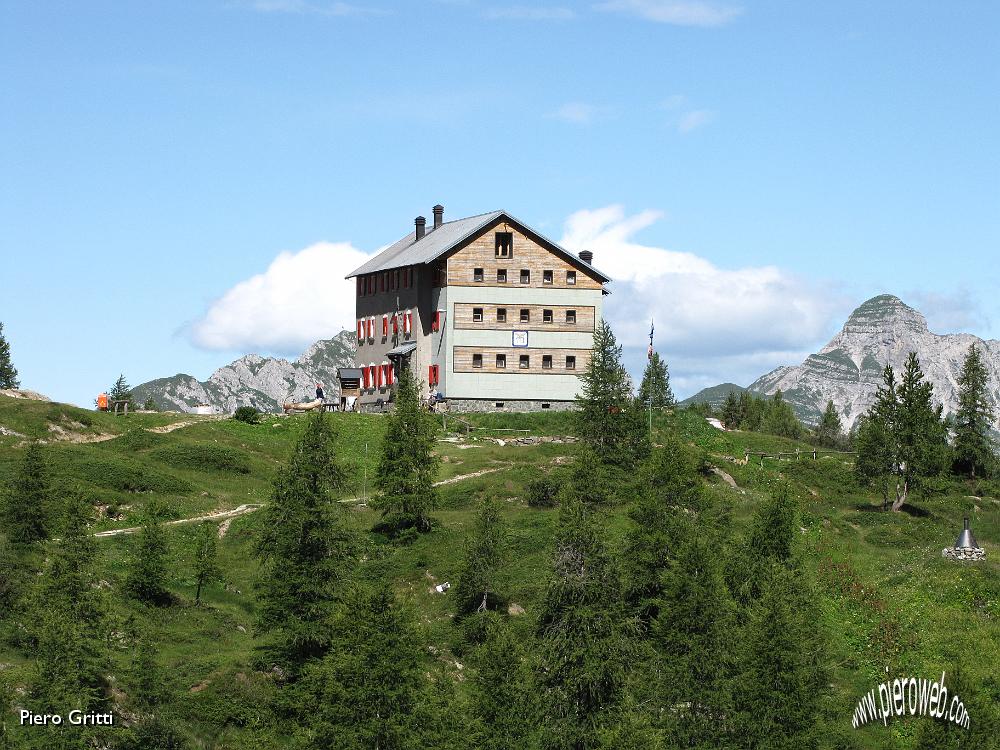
[2,0,998,407]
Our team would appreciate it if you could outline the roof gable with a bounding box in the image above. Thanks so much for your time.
[345,210,610,283]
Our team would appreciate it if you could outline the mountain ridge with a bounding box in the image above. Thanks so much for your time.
[133,330,356,414]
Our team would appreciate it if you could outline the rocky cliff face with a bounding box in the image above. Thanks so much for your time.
[749,295,1000,429]
[133,330,356,414]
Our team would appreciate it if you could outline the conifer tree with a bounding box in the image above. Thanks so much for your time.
[0,321,18,389]
[454,498,508,617]
[3,442,50,545]
[27,495,109,720]
[721,391,742,429]
[255,409,356,673]
[891,353,949,510]
[374,364,439,532]
[109,373,135,409]
[129,632,165,710]
[638,351,675,409]
[193,521,220,605]
[576,319,650,469]
[735,564,826,750]
[815,400,843,448]
[726,483,796,609]
[651,534,733,747]
[470,614,541,750]
[290,584,426,749]
[125,500,170,605]
[953,344,996,478]
[913,664,999,749]
[536,497,636,749]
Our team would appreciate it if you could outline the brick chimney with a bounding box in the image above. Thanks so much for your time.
[579,250,594,264]
[415,216,426,240]
[432,204,444,230]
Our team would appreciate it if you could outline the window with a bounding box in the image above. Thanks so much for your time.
[357,277,364,297]
[473,267,484,282]
[542,402,551,409]
[543,309,553,323]
[428,365,440,386]
[472,353,483,368]
[543,269,553,284]
[567,270,576,285]
[392,270,399,289]
[497,268,507,283]
[496,354,506,369]
[496,308,507,322]
[520,308,530,323]
[566,355,576,370]
[495,402,505,409]
[520,269,530,284]
[542,355,553,369]
[566,309,576,324]
[495,232,513,258]
[472,307,483,322]
[519,355,530,369]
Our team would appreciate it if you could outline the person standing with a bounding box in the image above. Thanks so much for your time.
[315,383,324,401]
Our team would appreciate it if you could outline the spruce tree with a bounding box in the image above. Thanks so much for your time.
[638,351,675,409]
[109,373,135,409]
[193,521,220,605]
[953,344,996,478]
[727,483,796,608]
[576,319,650,469]
[454,497,508,617]
[255,409,356,673]
[0,321,18,389]
[125,500,170,605]
[853,414,895,509]
[815,400,843,448]
[374,364,439,532]
[470,614,541,750]
[3,442,50,545]
[290,584,426,749]
[892,353,948,510]
[651,533,733,747]
[536,497,636,749]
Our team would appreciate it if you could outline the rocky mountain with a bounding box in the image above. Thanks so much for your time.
[747,295,1000,430]
[133,330,356,414]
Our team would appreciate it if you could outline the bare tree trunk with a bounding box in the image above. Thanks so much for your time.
[891,478,908,512]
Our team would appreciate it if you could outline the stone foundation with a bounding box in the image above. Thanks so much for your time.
[942,547,987,562]
[446,398,577,413]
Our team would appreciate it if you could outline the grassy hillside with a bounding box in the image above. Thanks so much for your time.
[1,394,997,748]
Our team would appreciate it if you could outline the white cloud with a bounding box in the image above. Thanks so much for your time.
[907,289,990,334]
[484,6,575,20]
[595,0,742,26]
[559,205,841,369]
[188,242,370,354]
[547,102,599,124]
[677,108,714,132]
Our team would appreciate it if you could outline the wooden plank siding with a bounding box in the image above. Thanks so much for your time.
[445,222,603,290]
[454,346,591,374]
[453,303,595,332]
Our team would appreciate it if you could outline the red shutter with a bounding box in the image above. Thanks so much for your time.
[387,363,394,386]
[392,314,399,334]
[357,320,363,342]
[362,367,369,389]
[382,315,388,336]
[432,311,440,332]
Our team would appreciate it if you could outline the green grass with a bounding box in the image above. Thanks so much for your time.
[1,400,997,749]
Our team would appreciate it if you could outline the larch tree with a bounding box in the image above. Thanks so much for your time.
[374,364,439,532]
[575,319,650,470]
[255,409,357,674]
[454,497,508,618]
[3,442,51,545]
[192,521,220,605]
[536,497,636,750]
[953,343,996,478]
[815,400,843,448]
[124,500,170,605]
[638,351,675,409]
[0,321,18,389]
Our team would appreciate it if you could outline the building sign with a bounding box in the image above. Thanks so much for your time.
[512,330,528,347]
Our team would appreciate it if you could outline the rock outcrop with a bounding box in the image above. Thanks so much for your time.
[748,295,1000,430]
[133,330,355,414]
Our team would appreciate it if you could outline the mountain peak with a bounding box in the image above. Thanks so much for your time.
[844,294,928,333]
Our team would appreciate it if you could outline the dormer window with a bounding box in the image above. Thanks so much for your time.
[495,232,513,259]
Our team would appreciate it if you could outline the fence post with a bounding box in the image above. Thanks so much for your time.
[813,449,817,460]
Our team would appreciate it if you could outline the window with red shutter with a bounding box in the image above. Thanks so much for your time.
[387,363,394,385]
[428,365,433,385]
[382,315,388,337]
[357,320,363,342]
[392,314,399,334]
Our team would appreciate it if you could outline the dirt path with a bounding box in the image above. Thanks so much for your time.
[148,416,224,434]
[94,503,264,538]
[337,464,514,503]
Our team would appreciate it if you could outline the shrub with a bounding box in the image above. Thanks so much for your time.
[526,477,559,507]
[57,454,193,494]
[233,406,261,425]
[151,444,252,475]
[113,429,165,452]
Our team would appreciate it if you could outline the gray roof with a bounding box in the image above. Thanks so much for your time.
[337,368,363,379]
[386,341,418,357]
[345,210,611,283]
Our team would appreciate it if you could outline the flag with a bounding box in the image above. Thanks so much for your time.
[647,319,654,360]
